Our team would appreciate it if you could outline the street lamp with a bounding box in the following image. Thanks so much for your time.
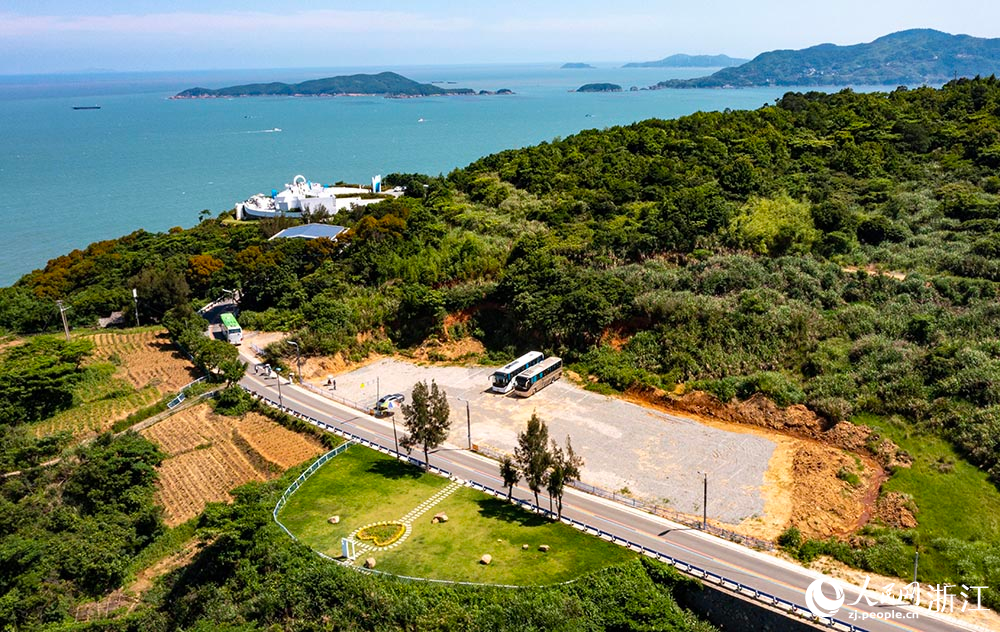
[456,396,471,450]
[274,367,284,408]
[287,340,302,383]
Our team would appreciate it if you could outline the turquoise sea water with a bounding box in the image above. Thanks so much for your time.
[0,63,798,286]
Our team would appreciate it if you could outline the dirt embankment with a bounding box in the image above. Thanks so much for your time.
[625,387,913,540]
[670,390,910,470]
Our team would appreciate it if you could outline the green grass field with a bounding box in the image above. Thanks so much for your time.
[277,445,634,584]
[858,414,1000,579]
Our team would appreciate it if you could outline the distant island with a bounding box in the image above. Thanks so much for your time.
[173,71,476,98]
[653,29,1000,88]
[623,54,748,68]
[562,62,596,69]
[577,83,622,93]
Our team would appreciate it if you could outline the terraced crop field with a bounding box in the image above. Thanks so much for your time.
[30,328,199,440]
[31,384,160,438]
[90,328,199,391]
[142,405,324,526]
[235,413,326,469]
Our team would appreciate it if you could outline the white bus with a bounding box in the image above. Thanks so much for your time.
[513,356,562,397]
[490,351,544,394]
[220,312,242,345]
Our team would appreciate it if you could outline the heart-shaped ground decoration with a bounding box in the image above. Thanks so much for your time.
[356,522,406,547]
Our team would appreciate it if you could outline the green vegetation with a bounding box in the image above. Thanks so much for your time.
[0,336,91,425]
[0,431,165,629]
[657,28,1000,87]
[12,76,1000,621]
[174,71,475,98]
[576,83,622,92]
[280,445,634,584]
[279,445,449,546]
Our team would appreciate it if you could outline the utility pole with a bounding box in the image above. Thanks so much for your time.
[457,396,471,449]
[131,288,140,327]
[287,340,302,383]
[376,376,380,401]
[913,550,919,584]
[391,413,399,455]
[56,300,71,341]
[275,367,284,408]
[702,472,708,530]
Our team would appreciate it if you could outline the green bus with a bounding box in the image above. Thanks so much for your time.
[220,312,242,345]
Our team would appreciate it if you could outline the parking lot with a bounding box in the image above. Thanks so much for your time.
[323,358,775,524]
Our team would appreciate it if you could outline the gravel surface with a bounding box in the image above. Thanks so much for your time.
[323,358,775,523]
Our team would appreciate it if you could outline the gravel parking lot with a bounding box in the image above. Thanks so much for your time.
[324,358,775,524]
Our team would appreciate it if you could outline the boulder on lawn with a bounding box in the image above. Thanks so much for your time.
[539,545,550,552]
[433,512,448,523]
[364,557,377,569]
[480,554,492,565]
[327,515,340,524]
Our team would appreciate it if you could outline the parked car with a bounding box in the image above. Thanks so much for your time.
[371,393,405,417]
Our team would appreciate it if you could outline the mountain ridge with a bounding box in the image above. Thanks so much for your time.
[173,71,474,98]
[623,53,748,68]
[653,29,1000,88]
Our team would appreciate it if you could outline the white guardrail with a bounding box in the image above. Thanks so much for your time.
[166,376,209,409]
[247,384,870,632]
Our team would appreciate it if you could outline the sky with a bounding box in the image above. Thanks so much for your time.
[2,0,1000,74]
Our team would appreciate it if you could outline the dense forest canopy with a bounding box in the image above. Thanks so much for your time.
[8,77,1000,617]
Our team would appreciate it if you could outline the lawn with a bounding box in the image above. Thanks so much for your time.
[277,445,634,584]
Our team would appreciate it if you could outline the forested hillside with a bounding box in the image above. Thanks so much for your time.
[656,29,1000,87]
[7,77,1000,613]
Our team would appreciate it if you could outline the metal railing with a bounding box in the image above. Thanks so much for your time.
[249,385,868,632]
[473,443,773,551]
[167,376,208,409]
[300,381,368,414]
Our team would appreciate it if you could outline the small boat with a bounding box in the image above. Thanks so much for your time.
[72,105,101,110]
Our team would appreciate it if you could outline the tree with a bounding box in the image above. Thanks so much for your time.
[194,338,238,376]
[400,380,451,470]
[500,455,519,500]
[131,264,190,323]
[546,436,584,520]
[515,413,551,509]
[219,358,247,386]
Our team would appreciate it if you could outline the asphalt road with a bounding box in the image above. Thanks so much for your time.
[239,364,982,632]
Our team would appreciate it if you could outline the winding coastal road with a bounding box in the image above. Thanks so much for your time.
[238,355,984,632]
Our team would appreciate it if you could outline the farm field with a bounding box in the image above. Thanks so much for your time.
[88,327,200,392]
[29,327,200,440]
[142,405,324,526]
[278,445,634,584]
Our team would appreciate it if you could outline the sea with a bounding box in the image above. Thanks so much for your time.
[0,63,814,286]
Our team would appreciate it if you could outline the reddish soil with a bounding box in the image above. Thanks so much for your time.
[622,387,892,540]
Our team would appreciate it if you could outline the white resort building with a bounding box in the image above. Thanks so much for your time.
[236,174,397,220]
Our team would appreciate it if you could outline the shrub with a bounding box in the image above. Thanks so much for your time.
[778,525,802,550]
